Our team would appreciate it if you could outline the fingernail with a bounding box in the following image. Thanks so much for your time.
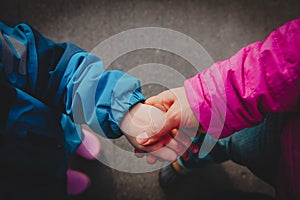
[136,132,149,144]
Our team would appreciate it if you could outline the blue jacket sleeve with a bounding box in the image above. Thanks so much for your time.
[61,52,146,138]
[0,22,145,140]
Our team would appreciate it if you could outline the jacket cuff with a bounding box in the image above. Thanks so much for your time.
[184,65,229,139]
[184,74,211,134]
[108,79,146,138]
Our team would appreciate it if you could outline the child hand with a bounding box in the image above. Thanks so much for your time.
[137,87,205,146]
[120,103,192,163]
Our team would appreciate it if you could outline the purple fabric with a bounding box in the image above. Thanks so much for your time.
[184,18,300,199]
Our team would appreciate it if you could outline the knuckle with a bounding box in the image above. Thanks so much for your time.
[172,142,182,152]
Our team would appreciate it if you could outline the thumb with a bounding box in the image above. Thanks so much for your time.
[145,98,166,112]
[136,106,180,146]
[145,90,175,112]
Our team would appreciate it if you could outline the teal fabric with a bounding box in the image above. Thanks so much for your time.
[0,22,145,154]
[178,113,284,186]
[0,21,145,200]
[63,52,146,140]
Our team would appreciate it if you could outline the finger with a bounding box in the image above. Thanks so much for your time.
[145,89,181,114]
[165,136,187,156]
[136,133,171,152]
[136,120,175,145]
[145,95,165,109]
[144,95,161,105]
[135,147,177,163]
[146,154,158,164]
[134,148,145,158]
[137,105,180,146]
[137,134,179,162]
[188,142,200,154]
[170,130,200,154]
[147,130,187,157]
[149,146,178,162]
[180,127,198,138]
[145,96,167,112]
[170,129,193,150]
[171,129,199,154]
[145,90,175,109]
[137,90,180,145]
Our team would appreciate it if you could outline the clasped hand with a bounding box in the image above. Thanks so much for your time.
[120,87,205,164]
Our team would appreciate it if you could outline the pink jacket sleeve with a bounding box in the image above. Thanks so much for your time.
[184,18,300,138]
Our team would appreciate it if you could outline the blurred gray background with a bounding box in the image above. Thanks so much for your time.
[1,0,299,199]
